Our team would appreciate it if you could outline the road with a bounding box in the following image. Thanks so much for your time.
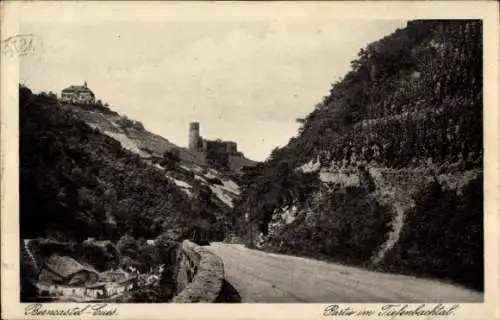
[208,243,483,303]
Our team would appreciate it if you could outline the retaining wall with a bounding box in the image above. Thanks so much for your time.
[172,240,225,303]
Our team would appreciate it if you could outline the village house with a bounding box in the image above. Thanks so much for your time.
[37,254,102,300]
[83,283,107,299]
[38,277,137,301]
[60,81,96,104]
[100,267,129,282]
[104,276,137,296]
[37,254,137,301]
[38,254,100,286]
[38,282,107,300]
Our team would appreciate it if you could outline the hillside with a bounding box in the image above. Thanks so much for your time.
[66,103,256,174]
[60,99,256,216]
[233,20,483,291]
[20,86,242,243]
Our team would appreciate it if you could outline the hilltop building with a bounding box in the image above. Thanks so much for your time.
[188,122,201,150]
[61,81,96,104]
[188,122,249,171]
[188,122,240,155]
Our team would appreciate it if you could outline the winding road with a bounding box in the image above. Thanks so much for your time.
[208,243,483,303]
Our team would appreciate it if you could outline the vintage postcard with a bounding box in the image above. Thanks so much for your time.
[1,1,499,319]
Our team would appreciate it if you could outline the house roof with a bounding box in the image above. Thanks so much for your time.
[100,267,128,278]
[86,282,107,289]
[45,254,99,279]
[117,275,137,284]
[62,85,94,95]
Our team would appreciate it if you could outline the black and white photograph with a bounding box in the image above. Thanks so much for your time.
[1,2,499,319]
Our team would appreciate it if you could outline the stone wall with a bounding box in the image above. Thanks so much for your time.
[172,240,225,303]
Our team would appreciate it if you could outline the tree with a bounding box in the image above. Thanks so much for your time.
[160,149,180,170]
[268,147,281,161]
[117,233,138,258]
[134,121,145,131]
[205,148,229,171]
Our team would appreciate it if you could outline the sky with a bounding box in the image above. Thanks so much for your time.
[20,19,407,161]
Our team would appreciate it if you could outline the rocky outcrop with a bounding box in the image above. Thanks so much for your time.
[172,240,224,303]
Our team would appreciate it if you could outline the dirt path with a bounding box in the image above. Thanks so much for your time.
[208,243,483,303]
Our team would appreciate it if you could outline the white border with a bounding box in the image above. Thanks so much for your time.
[2,1,499,319]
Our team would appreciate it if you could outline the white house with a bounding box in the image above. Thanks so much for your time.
[61,81,96,104]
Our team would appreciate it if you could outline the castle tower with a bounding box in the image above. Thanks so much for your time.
[189,122,200,151]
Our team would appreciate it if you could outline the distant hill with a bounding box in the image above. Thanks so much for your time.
[233,20,483,291]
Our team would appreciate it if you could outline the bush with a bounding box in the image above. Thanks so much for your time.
[380,176,483,291]
[160,149,180,171]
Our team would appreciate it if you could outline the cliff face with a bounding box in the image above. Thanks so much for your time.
[234,20,483,291]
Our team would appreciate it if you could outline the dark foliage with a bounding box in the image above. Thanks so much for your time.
[380,176,483,291]
[62,100,119,116]
[115,234,180,302]
[272,20,482,170]
[206,149,230,172]
[20,86,204,242]
[115,115,145,131]
[267,186,392,266]
[233,161,320,243]
[233,20,483,291]
[78,241,120,272]
[160,149,181,171]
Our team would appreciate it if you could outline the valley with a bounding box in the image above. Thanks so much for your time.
[18,19,484,303]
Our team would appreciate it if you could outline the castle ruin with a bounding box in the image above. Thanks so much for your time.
[187,122,256,172]
[188,122,239,155]
[189,122,201,150]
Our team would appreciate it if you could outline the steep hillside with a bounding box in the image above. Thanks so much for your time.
[233,20,483,291]
[61,101,252,216]
[20,86,235,242]
[67,103,255,174]
[66,104,201,163]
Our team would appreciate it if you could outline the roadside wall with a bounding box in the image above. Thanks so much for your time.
[172,240,225,303]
